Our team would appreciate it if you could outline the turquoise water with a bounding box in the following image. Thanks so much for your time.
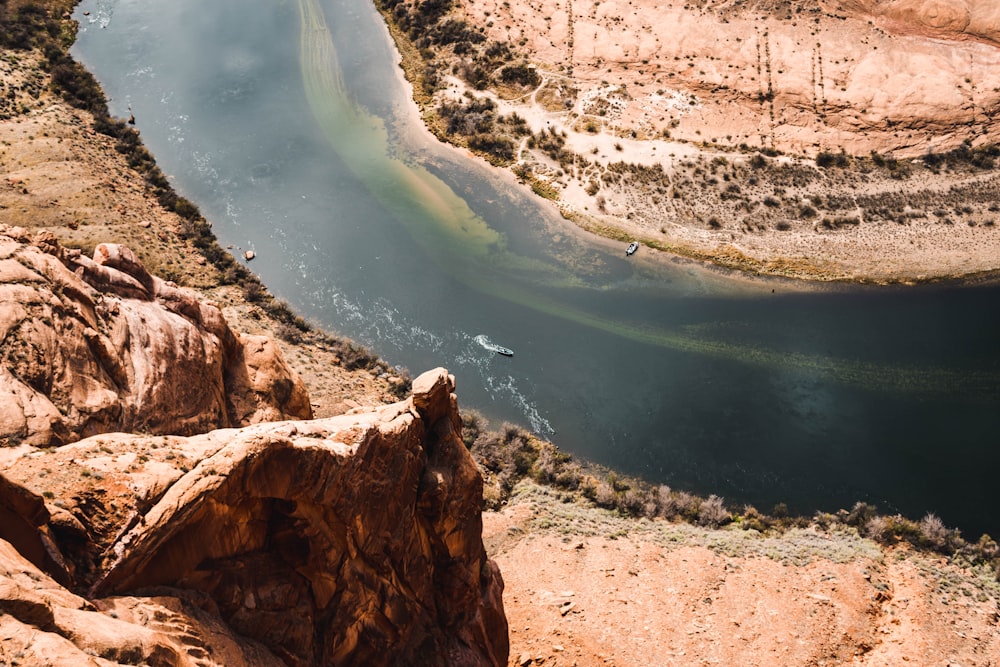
[73,0,1000,537]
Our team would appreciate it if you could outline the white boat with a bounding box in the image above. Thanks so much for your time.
[626,241,639,256]
[496,346,514,357]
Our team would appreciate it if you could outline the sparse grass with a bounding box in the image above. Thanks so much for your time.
[497,480,884,566]
[467,416,1000,577]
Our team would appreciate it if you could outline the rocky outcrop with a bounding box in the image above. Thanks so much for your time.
[1,368,508,666]
[0,226,311,446]
[0,472,70,585]
[0,535,282,666]
[838,0,1000,44]
[469,0,1000,157]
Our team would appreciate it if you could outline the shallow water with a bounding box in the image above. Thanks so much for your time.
[73,0,1000,536]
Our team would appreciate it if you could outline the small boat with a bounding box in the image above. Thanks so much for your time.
[495,346,514,357]
[626,241,639,256]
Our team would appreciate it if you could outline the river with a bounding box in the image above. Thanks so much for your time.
[72,0,1000,537]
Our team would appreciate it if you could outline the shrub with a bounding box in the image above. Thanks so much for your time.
[274,322,304,345]
[698,494,730,527]
[461,410,486,448]
[499,63,540,88]
[593,480,617,508]
[468,133,515,162]
[864,515,892,543]
[816,150,848,168]
[919,512,950,550]
[846,501,877,529]
[241,280,266,303]
[738,505,770,532]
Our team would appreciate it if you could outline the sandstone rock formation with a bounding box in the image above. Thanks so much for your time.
[0,226,311,447]
[1,368,508,666]
[839,0,1000,44]
[467,0,1000,156]
[0,533,282,667]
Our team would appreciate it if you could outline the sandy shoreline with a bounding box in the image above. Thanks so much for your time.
[379,0,1000,284]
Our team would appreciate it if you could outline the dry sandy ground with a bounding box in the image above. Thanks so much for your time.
[418,0,1000,281]
[486,484,1000,667]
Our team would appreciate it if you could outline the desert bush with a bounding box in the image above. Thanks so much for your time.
[620,488,647,516]
[739,505,770,532]
[438,96,496,135]
[968,534,999,561]
[274,322,304,345]
[499,63,540,88]
[0,3,58,50]
[864,515,892,543]
[431,18,485,47]
[468,133,515,162]
[816,150,849,168]
[241,280,266,303]
[499,112,530,136]
[484,40,512,61]
[821,215,860,230]
[593,480,618,509]
[846,501,877,529]
[461,409,486,448]
[919,512,951,550]
[48,56,106,114]
[698,494,730,527]
[654,485,675,516]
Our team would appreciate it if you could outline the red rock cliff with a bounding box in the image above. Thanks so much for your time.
[1,367,508,666]
[0,228,508,664]
[0,226,311,446]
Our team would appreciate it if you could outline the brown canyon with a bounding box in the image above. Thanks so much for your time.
[1,0,999,665]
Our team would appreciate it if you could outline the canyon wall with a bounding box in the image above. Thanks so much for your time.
[0,367,508,666]
[0,229,508,665]
[0,226,311,447]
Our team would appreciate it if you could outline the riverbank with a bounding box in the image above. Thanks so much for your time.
[0,10,406,417]
[374,0,1000,284]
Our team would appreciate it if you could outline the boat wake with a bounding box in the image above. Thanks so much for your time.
[473,334,508,355]
[80,0,115,29]
[289,279,553,435]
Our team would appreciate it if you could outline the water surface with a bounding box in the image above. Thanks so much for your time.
[73,0,1000,537]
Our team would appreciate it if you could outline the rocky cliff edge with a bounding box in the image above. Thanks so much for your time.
[0,225,312,446]
[0,228,508,665]
[0,367,508,665]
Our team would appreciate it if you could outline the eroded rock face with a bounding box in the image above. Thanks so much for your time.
[838,0,1000,44]
[0,536,282,667]
[476,0,1000,156]
[2,368,508,666]
[0,225,311,446]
